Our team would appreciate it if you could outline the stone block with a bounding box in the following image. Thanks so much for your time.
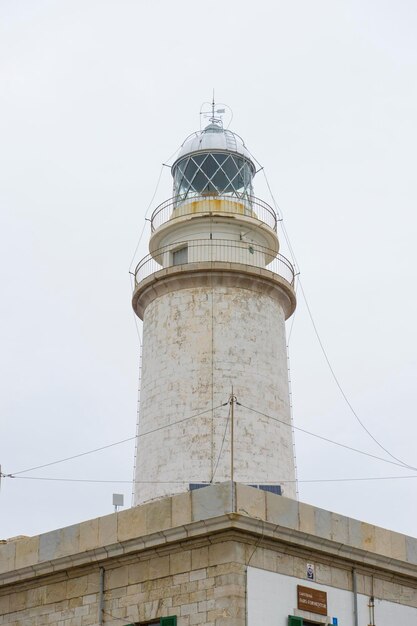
[406,535,417,565]
[9,590,26,612]
[54,524,79,559]
[348,517,362,549]
[247,545,276,572]
[87,572,100,594]
[331,567,351,591]
[172,491,192,527]
[361,522,376,552]
[375,526,392,558]
[170,549,192,574]
[266,492,298,529]
[276,553,294,576]
[98,513,117,546]
[0,540,16,574]
[189,590,206,603]
[315,563,331,585]
[294,556,310,579]
[190,568,207,581]
[39,529,60,562]
[173,572,189,585]
[181,602,198,616]
[0,595,10,616]
[15,535,39,569]
[106,565,129,589]
[192,482,232,521]
[149,555,170,579]
[79,518,99,552]
[118,505,147,542]
[391,531,406,561]
[209,541,243,566]
[83,594,97,605]
[69,596,83,609]
[45,581,67,604]
[298,502,315,535]
[236,484,265,519]
[331,513,349,544]
[26,586,46,607]
[191,547,209,570]
[190,612,207,625]
[314,508,331,540]
[146,498,172,533]
[67,575,89,599]
[128,559,150,584]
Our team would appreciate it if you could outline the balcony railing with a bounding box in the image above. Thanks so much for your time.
[133,239,295,287]
[150,194,278,233]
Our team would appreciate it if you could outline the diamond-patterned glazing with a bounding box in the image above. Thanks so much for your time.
[173,151,254,201]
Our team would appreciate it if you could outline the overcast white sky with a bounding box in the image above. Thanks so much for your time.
[1,0,416,540]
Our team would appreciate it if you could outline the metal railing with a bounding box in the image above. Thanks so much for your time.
[134,239,295,287]
[150,194,278,232]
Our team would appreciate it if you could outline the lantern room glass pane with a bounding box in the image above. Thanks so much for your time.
[174,152,253,200]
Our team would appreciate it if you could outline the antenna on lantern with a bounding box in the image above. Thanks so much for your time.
[200,93,226,128]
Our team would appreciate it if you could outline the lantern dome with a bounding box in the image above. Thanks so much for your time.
[173,121,255,166]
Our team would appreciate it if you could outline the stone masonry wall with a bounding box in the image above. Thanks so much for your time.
[0,539,246,626]
[2,484,417,625]
[135,283,296,505]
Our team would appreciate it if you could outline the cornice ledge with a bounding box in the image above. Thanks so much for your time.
[228,515,417,579]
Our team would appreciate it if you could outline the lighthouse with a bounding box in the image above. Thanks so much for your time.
[132,109,297,505]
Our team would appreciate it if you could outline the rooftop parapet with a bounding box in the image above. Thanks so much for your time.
[1,483,417,585]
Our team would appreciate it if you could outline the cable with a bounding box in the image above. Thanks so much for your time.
[129,142,180,272]
[5,437,136,477]
[260,166,414,471]
[238,403,417,472]
[297,475,417,484]
[4,404,226,478]
[6,473,417,486]
[211,403,231,482]
[128,162,163,271]
[297,278,416,470]
[130,272,143,347]
[10,477,199,484]
[286,279,298,345]
[138,403,226,439]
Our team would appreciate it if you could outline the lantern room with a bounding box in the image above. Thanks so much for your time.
[171,120,256,202]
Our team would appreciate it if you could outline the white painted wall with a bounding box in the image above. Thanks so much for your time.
[247,567,417,626]
[151,216,278,260]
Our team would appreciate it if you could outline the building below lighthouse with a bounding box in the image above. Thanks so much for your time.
[1,109,417,626]
[132,114,297,504]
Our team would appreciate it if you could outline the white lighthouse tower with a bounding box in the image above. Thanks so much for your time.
[132,109,297,505]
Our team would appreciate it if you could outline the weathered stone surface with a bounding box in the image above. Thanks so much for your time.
[98,513,117,546]
[134,278,297,505]
[192,482,232,521]
[236,483,265,519]
[266,491,298,528]
[172,491,192,527]
[14,535,39,569]
[79,518,99,552]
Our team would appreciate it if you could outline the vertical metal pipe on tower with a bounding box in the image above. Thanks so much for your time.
[132,113,297,505]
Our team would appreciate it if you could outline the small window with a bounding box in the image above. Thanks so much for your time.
[249,484,282,495]
[172,246,188,266]
[189,483,209,491]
